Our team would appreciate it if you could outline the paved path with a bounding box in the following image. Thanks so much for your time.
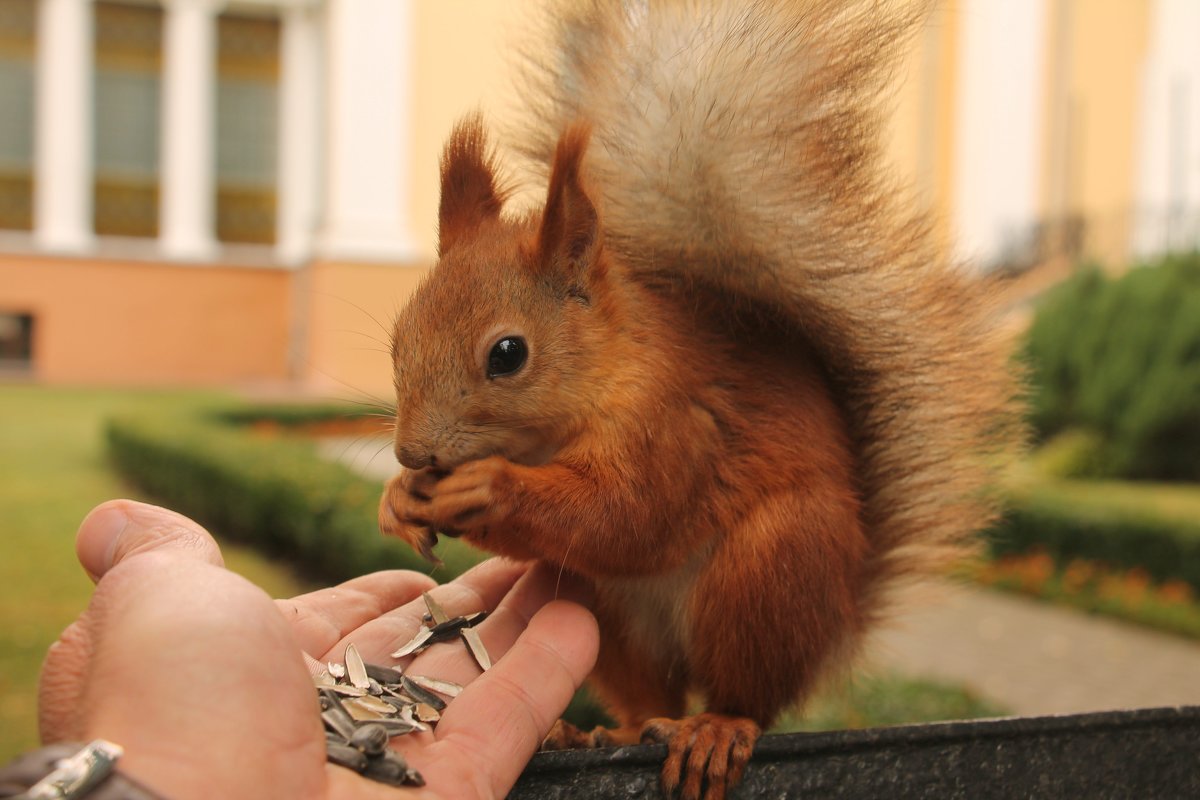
[321,437,1200,716]
[869,581,1200,716]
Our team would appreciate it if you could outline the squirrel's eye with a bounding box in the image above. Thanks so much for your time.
[487,337,528,378]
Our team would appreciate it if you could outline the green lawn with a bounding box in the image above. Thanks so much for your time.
[0,385,311,762]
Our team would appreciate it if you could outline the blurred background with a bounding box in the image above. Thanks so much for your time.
[1,0,1199,766]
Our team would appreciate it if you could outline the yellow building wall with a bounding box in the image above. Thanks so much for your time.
[408,1,536,260]
[302,260,427,399]
[884,0,961,259]
[0,253,291,385]
[304,1,538,400]
[1038,0,1152,267]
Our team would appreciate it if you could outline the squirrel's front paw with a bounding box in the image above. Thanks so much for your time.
[379,458,516,549]
[418,456,515,531]
[379,468,443,561]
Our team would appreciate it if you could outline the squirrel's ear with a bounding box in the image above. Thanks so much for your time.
[438,113,507,256]
[538,123,599,283]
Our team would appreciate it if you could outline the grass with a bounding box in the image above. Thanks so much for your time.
[562,673,1008,737]
[0,385,312,762]
[783,673,1007,732]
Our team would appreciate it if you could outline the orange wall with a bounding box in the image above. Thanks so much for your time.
[0,253,291,385]
[302,259,430,401]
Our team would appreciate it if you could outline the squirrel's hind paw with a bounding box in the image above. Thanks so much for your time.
[641,713,759,800]
[542,719,638,751]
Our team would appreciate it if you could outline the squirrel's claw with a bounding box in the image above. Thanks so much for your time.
[641,714,759,800]
[379,471,443,566]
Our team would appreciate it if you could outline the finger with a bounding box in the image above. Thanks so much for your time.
[421,601,599,799]
[402,562,593,690]
[277,570,438,656]
[80,554,326,798]
[75,499,223,582]
[41,501,225,740]
[314,557,531,665]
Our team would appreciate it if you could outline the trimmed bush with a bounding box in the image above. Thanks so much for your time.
[105,406,484,584]
[988,491,1200,593]
[1023,252,1200,481]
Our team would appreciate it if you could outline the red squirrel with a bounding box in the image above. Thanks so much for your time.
[379,1,1020,798]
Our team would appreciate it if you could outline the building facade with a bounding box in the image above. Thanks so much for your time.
[0,0,1197,392]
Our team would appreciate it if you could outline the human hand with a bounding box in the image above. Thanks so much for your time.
[38,500,598,799]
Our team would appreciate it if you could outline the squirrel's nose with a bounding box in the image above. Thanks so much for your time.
[396,443,433,471]
[397,439,446,471]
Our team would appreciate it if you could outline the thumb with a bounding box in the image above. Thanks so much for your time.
[75,500,223,582]
[40,501,225,741]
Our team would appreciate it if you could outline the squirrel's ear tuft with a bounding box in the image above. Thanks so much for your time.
[538,123,600,283]
[438,113,508,256]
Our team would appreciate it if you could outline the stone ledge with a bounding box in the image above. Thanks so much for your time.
[512,706,1200,798]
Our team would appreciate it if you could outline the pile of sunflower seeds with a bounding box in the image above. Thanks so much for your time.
[314,593,492,787]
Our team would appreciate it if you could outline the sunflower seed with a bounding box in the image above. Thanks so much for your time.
[327,661,346,680]
[364,662,403,684]
[349,723,390,757]
[401,675,447,711]
[363,750,424,787]
[379,693,414,711]
[326,742,368,773]
[428,615,471,639]
[375,719,420,736]
[406,675,463,698]
[325,683,367,697]
[319,691,357,741]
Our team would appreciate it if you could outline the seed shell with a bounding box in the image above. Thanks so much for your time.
[461,627,492,671]
[344,643,370,690]
[389,627,434,659]
[414,702,441,723]
[422,591,450,625]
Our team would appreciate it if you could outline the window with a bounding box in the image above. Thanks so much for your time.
[0,0,34,231]
[216,12,279,244]
[94,1,163,238]
[0,311,34,373]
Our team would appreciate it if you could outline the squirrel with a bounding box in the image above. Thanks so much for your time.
[379,1,1021,798]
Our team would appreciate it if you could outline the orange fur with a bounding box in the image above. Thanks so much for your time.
[380,2,1022,798]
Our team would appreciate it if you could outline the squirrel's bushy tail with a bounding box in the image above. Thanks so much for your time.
[516,0,1022,621]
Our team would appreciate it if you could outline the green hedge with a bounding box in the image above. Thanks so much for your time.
[988,491,1200,593]
[1023,252,1200,481]
[105,405,483,584]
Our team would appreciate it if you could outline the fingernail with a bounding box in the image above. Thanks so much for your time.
[76,504,130,581]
